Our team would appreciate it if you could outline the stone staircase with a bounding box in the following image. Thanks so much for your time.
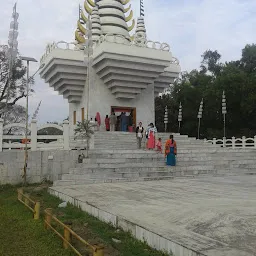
[53,132,256,186]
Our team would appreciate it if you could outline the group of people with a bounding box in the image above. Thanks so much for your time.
[105,112,133,132]
[136,122,177,166]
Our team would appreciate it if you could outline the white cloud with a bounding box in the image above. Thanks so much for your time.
[0,0,255,122]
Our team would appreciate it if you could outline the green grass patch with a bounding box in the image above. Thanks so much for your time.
[0,184,172,256]
[0,185,74,256]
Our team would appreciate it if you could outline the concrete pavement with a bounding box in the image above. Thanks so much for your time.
[50,175,256,256]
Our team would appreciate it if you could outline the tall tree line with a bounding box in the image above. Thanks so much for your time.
[155,44,256,138]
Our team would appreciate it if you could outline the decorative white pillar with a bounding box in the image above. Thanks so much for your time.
[0,119,3,152]
[63,120,70,150]
[242,136,246,148]
[223,137,226,148]
[232,136,236,149]
[31,119,37,151]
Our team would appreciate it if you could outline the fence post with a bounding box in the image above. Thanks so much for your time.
[63,120,70,150]
[0,118,3,152]
[44,208,53,230]
[24,193,30,206]
[93,246,104,256]
[31,119,37,151]
[242,136,246,148]
[34,201,40,220]
[63,224,72,249]
[223,137,226,148]
[213,138,216,145]
[232,136,236,149]
[254,136,256,148]
[17,188,23,201]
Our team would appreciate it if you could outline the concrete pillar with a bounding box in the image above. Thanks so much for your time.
[242,136,246,148]
[232,136,236,149]
[223,137,226,148]
[0,118,3,152]
[63,120,70,150]
[31,119,37,151]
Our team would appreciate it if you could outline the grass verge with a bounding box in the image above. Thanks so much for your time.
[0,185,74,256]
[0,184,171,256]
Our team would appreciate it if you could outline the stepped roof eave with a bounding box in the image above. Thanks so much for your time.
[92,41,172,64]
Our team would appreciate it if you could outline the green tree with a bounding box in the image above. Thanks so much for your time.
[155,44,256,138]
[0,46,33,113]
[74,120,95,157]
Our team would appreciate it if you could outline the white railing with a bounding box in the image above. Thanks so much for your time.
[0,119,70,151]
[40,41,79,65]
[204,136,256,148]
[95,33,171,52]
[40,33,175,66]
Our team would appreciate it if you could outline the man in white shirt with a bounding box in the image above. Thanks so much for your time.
[135,122,144,149]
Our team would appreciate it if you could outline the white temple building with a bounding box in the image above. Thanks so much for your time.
[39,0,181,132]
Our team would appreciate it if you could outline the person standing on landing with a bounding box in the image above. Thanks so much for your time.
[120,112,127,132]
[165,135,177,166]
[105,115,110,131]
[135,122,144,149]
[147,123,157,150]
[109,112,117,131]
[156,138,162,153]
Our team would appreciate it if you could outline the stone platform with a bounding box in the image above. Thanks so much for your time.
[50,175,256,256]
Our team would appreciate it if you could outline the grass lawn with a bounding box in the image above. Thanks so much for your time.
[0,185,74,256]
[0,184,171,256]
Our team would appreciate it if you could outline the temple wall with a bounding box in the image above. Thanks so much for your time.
[0,150,82,185]
[69,68,155,129]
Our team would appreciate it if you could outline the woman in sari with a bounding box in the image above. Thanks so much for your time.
[165,135,177,166]
[147,123,157,149]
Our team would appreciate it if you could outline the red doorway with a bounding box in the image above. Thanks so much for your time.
[111,106,136,131]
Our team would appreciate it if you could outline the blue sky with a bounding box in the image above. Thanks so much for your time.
[0,0,255,123]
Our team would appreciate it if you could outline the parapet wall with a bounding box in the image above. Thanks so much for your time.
[0,150,82,185]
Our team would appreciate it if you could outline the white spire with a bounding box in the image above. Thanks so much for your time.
[32,101,42,120]
[91,5,102,42]
[134,0,147,44]
[7,3,19,65]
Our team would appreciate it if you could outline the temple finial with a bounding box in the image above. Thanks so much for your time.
[140,0,144,17]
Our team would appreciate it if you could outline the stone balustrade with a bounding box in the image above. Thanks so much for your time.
[204,136,256,148]
[0,119,70,151]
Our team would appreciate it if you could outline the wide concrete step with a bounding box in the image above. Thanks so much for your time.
[64,170,176,179]
[89,148,256,153]
[95,132,189,137]
[74,161,235,169]
[87,152,256,159]
[79,157,256,166]
[54,175,175,186]
[70,165,221,174]
[94,142,218,148]
[80,157,165,164]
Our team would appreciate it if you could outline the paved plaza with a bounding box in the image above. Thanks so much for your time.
[52,175,256,256]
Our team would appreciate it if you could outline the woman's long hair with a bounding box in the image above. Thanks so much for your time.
[170,135,174,144]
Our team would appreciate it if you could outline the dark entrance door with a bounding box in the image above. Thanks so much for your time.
[111,106,136,131]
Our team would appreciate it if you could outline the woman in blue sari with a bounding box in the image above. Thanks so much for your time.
[165,135,177,166]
